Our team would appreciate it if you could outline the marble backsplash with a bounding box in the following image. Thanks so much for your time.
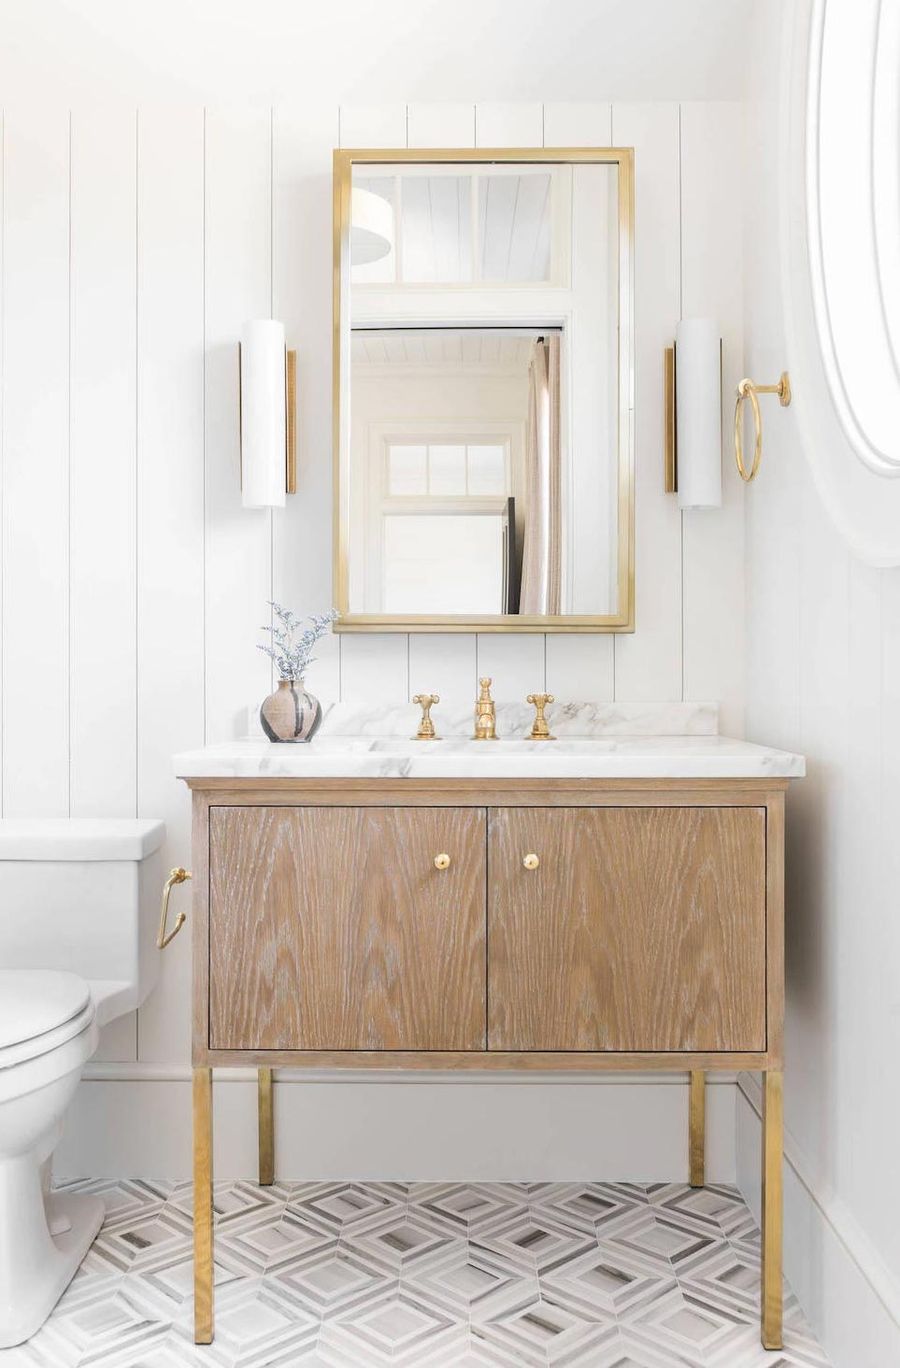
[245,699,719,740]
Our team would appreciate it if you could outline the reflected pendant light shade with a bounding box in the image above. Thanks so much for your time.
[676,318,722,510]
[350,186,393,264]
[240,319,287,509]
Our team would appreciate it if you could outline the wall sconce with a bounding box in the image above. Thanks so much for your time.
[239,319,297,508]
[664,319,722,509]
[350,186,393,264]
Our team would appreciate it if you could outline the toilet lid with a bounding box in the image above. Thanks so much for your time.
[0,970,91,1050]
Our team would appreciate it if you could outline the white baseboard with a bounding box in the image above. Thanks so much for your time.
[736,1078,900,1368]
[57,1068,737,1183]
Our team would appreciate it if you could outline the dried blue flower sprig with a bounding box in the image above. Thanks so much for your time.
[258,602,339,682]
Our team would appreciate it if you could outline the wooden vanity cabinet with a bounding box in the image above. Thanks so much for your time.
[187,777,786,1351]
[207,804,486,1052]
[488,804,767,1053]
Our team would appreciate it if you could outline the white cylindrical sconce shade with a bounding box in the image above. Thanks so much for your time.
[240,319,287,509]
[675,318,722,509]
[351,187,393,264]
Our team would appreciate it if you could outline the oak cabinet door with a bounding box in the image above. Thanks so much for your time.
[487,806,766,1052]
[209,806,486,1051]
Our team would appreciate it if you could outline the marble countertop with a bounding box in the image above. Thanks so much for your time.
[174,734,805,781]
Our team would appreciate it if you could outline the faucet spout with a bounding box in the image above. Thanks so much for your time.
[473,677,498,740]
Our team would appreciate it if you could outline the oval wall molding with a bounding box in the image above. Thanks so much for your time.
[781,0,900,563]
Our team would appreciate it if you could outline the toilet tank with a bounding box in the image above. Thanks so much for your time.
[0,819,166,1021]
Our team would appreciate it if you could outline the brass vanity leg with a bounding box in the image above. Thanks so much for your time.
[761,1070,784,1350]
[689,1070,705,1187]
[258,1067,274,1186]
[193,1066,214,1345]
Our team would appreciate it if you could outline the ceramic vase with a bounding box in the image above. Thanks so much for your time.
[260,678,321,743]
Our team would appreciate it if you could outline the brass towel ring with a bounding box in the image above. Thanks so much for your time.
[157,866,192,949]
[734,372,791,482]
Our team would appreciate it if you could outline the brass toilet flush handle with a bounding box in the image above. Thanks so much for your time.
[412,693,440,740]
[157,866,192,949]
[526,693,556,740]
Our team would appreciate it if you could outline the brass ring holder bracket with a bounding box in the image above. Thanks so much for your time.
[157,866,192,949]
[734,372,791,482]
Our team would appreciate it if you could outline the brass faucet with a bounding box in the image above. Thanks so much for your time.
[526,693,556,740]
[412,693,440,740]
[473,677,498,740]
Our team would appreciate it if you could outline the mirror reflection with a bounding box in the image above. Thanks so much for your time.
[337,155,632,628]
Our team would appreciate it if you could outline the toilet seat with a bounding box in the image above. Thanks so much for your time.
[0,971,94,1070]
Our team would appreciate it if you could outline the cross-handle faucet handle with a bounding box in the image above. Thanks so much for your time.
[412,693,440,740]
[526,692,556,740]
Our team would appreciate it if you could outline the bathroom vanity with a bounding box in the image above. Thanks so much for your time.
[174,706,804,1352]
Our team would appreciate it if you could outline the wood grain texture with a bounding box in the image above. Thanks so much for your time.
[200,1047,770,1072]
[487,806,767,1052]
[209,806,487,1051]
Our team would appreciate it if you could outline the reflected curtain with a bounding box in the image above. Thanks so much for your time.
[519,335,561,615]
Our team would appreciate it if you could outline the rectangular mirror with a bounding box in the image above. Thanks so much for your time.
[333,148,634,632]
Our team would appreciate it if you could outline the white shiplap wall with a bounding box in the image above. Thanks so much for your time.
[736,9,900,1358]
[0,100,745,1173]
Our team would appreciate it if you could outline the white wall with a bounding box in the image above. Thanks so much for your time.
[740,5,900,1363]
[0,7,751,1181]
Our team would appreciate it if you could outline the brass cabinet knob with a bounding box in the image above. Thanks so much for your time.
[523,853,540,870]
[434,852,451,870]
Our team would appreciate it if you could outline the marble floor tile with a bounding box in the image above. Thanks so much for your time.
[0,1181,832,1368]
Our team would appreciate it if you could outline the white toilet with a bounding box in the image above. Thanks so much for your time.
[0,818,165,1347]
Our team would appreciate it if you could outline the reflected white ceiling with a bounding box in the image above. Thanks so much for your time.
[352,331,535,369]
[355,172,552,284]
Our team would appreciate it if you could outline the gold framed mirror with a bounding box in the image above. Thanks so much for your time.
[333,146,634,633]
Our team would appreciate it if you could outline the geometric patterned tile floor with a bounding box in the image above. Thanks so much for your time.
[2,1181,832,1368]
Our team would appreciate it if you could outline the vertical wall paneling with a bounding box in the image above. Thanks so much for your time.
[407,104,475,148]
[475,103,543,148]
[546,635,614,699]
[70,109,137,819]
[338,632,409,704]
[338,103,410,703]
[475,634,545,699]
[679,102,745,735]
[409,633,476,710]
[841,559,883,1224]
[0,109,3,805]
[542,103,612,147]
[272,105,341,704]
[68,110,140,1060]
[610,103,683,704]
[135,108,206,1063]
[0,99,748,1114]
[204,109,273,743]
[2,109,70,816]
[339,105,407,149]
[878,567,900,1277]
